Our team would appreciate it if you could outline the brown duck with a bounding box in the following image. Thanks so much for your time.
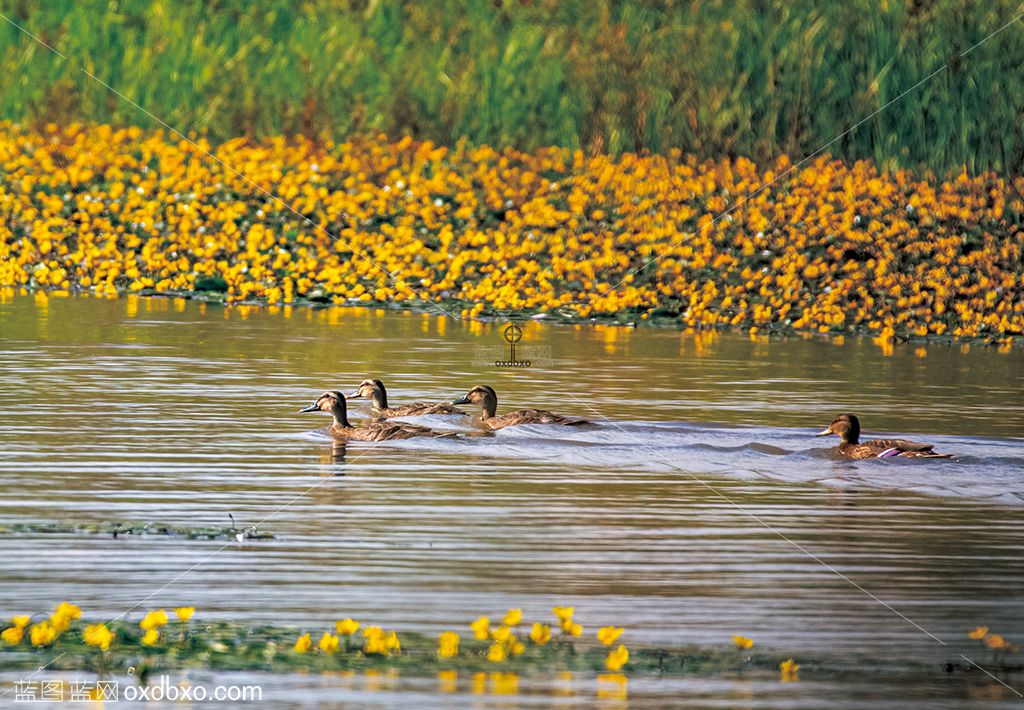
[452,385,588,430]
[816,414,951,459]
[346,379,466,418]
[299,391,449,441]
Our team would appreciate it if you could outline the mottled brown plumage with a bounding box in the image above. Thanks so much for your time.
[346,379,466,418]
[453,385,588,430]
[816,413,952,459]
[299,391,449,441]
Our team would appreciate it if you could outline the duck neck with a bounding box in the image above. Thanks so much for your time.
[330,402,352,428]
[481,395,497,419]
[371,388,388,411]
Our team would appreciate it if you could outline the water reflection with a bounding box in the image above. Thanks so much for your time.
[1,294,1023,707]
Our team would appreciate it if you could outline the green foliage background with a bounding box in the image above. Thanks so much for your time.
[1,0,1022,173]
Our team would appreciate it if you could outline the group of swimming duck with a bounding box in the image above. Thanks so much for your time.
[299,382,951,460]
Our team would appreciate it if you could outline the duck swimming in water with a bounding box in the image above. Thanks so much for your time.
[816,413,952,459]
[299,391,448,441]
[452,385,588,430]
[346,379,466,418]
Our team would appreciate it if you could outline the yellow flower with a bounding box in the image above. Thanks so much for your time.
[318,632,339,653]
[49,602,80,633]
[384,631,401,653]
[985,634,1008,650]
[487,642,508,663]
[11,616,30,629]
[55,602,82,620]
[566,622,582,637]
[29,622,56,647]
[552,606,574,625]
[529,623,551,645]
[597,626,624,646]
[293,633,312,653]
[438,631,459,659]
[140,609,169,631]
[175,607,195,622]
[141,629,159,646]
[732,634,754,650]
[2,626,24,645]
[510,640,525,657]
[335,618,360,635]
[967,626,989,640]
[491,626,512,644]
[470,616,490,641]
[605,644,629,671]
[780,658,800,682]
[83,624,113,651]
[503,608,522,627]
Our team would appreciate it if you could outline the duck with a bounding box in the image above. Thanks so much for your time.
[299,391,449,441]
[452,385,588,430]
[346,379,466,418]
[816,413,952,459]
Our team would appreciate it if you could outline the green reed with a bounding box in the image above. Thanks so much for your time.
[0,0,1022,174]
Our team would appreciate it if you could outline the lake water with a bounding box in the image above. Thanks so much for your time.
[1,290,1023,707]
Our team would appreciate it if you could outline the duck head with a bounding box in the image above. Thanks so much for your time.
[453,385,498,419]
[299,391,351,427]
[816,413,861,444]
[346,379,388,409]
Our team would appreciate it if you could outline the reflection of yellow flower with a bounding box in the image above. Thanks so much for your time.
[293,633,312,653]
[83,624,113,651]
[2,626,23,645]
[140,610,169,631]
[529,623,551,645]
[780,658,800,682]
[438,631,459,658]
[175,607,195,622]
[732,634,754,650]
[597,673,628,700]
[335,618,360,635]
[597,626,624,646]
[318,632,339,653]
[490,672,518,695]
[471,616,490,641]
[967,626,989,640]
[141,629,159,646]
[487,642,508,662]
[503,609,522,627]
[438,670,458,693]
[605,644,629,671]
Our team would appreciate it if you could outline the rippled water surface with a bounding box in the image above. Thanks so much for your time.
[2,291,1023,707]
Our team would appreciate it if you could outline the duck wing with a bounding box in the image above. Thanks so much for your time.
[862,438,935,452]
[390,402,467,417]
[501,409,589,426]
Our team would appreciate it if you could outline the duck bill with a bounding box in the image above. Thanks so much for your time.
[299,403,321,413]
[344,391,360,400]
[815,427,833,436]
[451,395,471,405]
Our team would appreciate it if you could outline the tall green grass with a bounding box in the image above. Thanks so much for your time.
[1,0,1022,174]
